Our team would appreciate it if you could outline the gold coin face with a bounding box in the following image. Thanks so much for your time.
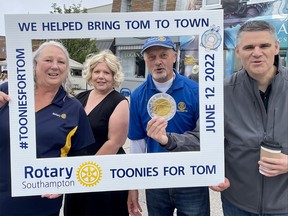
[153,98,172,117]
[147,93,176,121]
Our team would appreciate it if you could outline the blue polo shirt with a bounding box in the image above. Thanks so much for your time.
[0,82,95,215]
[128,70,199,153]
[35,86,95,158]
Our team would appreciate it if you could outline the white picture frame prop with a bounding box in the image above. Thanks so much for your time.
[5,10,224,196]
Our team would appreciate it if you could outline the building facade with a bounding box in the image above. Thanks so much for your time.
[1,1,287,91]
[108,0,287,93]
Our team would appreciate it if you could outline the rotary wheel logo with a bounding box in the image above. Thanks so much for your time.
[77,161,102,187]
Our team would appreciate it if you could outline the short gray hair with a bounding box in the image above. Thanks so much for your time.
[236,20,278,46]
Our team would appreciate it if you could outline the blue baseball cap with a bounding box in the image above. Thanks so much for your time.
[141,36,175,54]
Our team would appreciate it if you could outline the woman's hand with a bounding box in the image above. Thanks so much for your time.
[41,194,62,199]
[0,91,10,108]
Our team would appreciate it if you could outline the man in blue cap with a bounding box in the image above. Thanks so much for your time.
[127,36,209,216]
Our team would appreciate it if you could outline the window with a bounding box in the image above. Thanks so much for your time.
[159,0,167,11]
[71,69,82,77]
[176,0,187,11]
[279,50,287,67]
[119,50,146,79]
[153,0,167,11]
[127,0,132,12]
[201,0,222,10]
[247,0,275,5]
[121,0,132,12]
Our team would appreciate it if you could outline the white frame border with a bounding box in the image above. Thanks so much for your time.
[5,10,224,196]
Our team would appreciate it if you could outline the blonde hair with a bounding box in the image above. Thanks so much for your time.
[82,50,124,88]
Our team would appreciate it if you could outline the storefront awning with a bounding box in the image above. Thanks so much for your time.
[96,39,114,51]
[117,45,143,50]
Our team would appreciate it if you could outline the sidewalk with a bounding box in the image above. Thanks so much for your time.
[123,139,223,216]
[60,138,223,216]
[136,189,222,216]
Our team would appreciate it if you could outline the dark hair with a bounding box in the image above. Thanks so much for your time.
[236,20,278,46]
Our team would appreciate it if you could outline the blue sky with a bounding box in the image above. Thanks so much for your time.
[0,0,113,36]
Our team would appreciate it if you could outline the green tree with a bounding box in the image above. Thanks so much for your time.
[50,2,98,63]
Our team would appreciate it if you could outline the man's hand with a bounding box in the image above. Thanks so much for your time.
[146,116,168,145]
[258,153,288,177]
[127,190,142,216]
[209,177,230,192]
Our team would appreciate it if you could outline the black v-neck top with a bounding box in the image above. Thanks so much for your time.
[76,89,127,154]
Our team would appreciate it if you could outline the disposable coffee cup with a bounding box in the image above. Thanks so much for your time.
[259,141,281,174]
[260,146,281,159]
